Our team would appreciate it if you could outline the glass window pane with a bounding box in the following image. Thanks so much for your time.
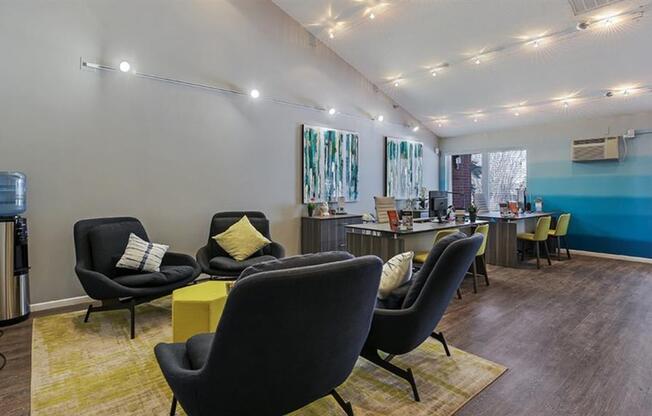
[488,150,527,211]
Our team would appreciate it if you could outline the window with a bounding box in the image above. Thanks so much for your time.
[487,150,527,210]
[446,149,526,212]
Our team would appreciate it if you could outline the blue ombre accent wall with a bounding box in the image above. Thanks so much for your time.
[440,111,652,259]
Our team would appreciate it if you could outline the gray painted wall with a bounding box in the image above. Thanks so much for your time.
[0,0,438,304]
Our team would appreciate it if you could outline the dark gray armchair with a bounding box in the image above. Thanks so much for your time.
[155,254,383,416]
[362,233,484,401]
[195,211,285,279]
[74,217,200,339]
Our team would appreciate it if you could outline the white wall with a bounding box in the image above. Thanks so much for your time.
[0,0,438,304]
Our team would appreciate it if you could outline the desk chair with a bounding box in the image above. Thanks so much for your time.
[374,196,396,224]
[548,213,571,260]
[471,224,490,292]
[414,229,460,298]
[517,216,552,269]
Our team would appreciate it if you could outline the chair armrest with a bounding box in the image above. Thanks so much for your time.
[74,264,131,300]
[196,245,212,271]
[267,241,286,258]
[154,343,201,411]
[162,251,201,277]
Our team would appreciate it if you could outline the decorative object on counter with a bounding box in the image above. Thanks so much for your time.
[509,201,518,214]
[307,198,316,217]
[336,196,345,214]
[362,213,375,223]
[385,137,424,200]
[403,212,414,230]
[318,201,330,217]
[535,197,543,212]
[468,202,478,222]
[455,209,467,224]
[302,124,359,203]
[387,210,400,231]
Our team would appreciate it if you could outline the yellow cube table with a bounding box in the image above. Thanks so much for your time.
[172,281,229,343]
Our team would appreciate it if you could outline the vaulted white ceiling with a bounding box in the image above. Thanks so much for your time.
[273,0,652,137]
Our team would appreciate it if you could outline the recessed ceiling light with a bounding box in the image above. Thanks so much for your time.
[119,61,131,73]
[474,56,481,65]
[369,13,375,20]
[393,80,400,87]
[328,107,336,115]
[514,111,520,116]
[577,21,591,31]
[412,126,419,132]
[329,31,334,39]
[250,89,260,99]
[563,101,569,108]
[431,70,438,77]
[377,115,384,122]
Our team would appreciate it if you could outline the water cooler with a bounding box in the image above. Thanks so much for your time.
[0,172,30,326]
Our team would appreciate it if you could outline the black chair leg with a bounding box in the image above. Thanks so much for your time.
[456,288,462,299]
[563,236,571,259]
[361,348,420,402]
[170,396,177,416]
[471,259,478,293]
[331,390,354,416]
[556,236,561,260]
[431,331,451,357]
[543,240,552,265]
[482,254,490,286]
[129,300,136,340]
[535,242,541,269]
[84,305,93,323]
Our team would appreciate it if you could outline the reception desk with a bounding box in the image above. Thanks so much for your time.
[478,212,556,267]
[345,220,487,261]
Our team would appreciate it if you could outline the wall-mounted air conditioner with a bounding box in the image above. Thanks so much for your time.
[571,137,620,162]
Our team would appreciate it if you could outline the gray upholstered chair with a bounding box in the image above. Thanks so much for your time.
[73,217,200,339]
[362,233,484,401]
[195,211,285,279]
[155,253,383,416]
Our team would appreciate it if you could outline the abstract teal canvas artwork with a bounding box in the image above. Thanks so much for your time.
[303,125,359,203]
[385,137,423,199]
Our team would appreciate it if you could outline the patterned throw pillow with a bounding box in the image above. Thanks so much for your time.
[116,233,169,273]
[378,252,414,299]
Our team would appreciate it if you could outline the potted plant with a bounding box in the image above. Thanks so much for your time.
[468,202,478,222]
[307,198,316,217]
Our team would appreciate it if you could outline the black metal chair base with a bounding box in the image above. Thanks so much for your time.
[84,294,163,339]
[170,396,177,416]
[331,389,354,416]
[431,331,451,357]
[361,347,421,402]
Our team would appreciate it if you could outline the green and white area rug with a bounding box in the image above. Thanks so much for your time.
[31,298,506,415]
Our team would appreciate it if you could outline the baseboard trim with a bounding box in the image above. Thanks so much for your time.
[570,249,652,265]
[31,295,93,312]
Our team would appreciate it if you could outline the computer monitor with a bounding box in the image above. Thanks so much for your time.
[429,191,449,219]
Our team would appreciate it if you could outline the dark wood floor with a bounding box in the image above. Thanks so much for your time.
[1,255,651,415]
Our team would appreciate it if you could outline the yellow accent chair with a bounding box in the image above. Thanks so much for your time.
[548,213,571,260]
[413,229,459,264]
[517,216,552,269]
[172,281,229,343]
[470,223,490,292]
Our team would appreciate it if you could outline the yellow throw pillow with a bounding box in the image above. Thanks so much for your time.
[213,216,271,261]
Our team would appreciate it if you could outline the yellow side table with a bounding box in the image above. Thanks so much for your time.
[172,281,229,343]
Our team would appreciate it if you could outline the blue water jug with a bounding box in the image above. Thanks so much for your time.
[0,172,27,216]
